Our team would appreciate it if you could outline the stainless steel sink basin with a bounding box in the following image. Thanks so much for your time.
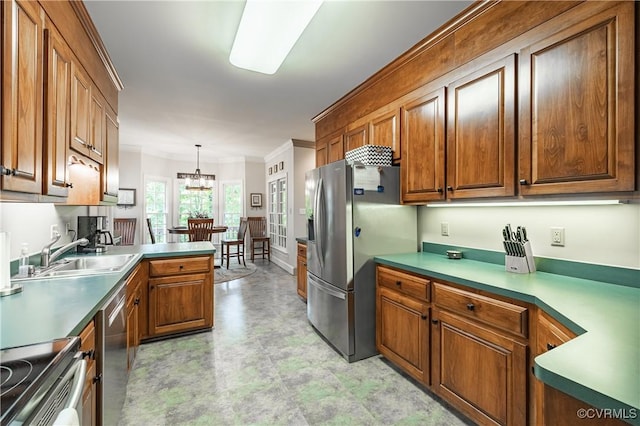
[13,254,137,281]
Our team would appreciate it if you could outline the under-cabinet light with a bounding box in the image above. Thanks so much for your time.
[229,0,323,75]
[425,200,627,208]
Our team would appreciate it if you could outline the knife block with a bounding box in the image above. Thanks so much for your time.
[505,241,536,274]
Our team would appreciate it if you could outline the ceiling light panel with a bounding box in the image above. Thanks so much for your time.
[230,0,323,74]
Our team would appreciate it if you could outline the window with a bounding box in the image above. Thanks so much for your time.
[144,178,169,243]
[176,184,214,226]
[268,176,287,248]
[221,181,243,238]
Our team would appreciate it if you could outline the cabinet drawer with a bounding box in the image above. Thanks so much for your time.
[297,243,307,257]
[149,256,211,277]
[536,310,576,355]
[433,282,527,338]
[377,265,430,301]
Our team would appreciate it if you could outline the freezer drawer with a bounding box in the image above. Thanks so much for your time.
[307,273,354,358]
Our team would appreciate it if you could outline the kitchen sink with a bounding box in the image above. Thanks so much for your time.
[13,254,137,281]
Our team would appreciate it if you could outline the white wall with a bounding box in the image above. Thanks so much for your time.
[419,203,640,269]
[0,204,91,260]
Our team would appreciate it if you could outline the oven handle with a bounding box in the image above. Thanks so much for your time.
[64,354,87,409]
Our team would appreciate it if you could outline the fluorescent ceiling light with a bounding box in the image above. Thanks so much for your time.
[230,0,323,75]
[426,200,626,208]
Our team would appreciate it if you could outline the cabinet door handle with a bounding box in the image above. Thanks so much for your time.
[431,319,439,325]
[446,186,453,192]
[519,179,528,185]
[466,303,475,311]
[547,343,557,351]
[134,297,140,305]
[421,314,427,320]
[82,349,95,360]
[65,182,74,188]
[0,166,13,176]
[93,373,102,384]
[436,187,443,193]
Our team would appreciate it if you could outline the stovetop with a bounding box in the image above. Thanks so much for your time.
[0,337,79,425]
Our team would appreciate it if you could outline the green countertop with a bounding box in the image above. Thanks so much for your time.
[375,252,640,422]
[0,242,215,350]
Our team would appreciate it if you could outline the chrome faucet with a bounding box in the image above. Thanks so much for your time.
[41,231,89,267]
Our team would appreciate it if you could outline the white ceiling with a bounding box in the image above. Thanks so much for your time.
[84,1,472,163]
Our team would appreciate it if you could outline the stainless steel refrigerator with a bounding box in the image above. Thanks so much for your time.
[305,160,417,362]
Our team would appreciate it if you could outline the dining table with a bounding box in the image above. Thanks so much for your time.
[167,225,229,267]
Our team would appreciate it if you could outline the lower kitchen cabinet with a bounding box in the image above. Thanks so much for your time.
[432,308,528,426]
[376,286,429,384]
[296,243,307,300]
[146,255,214,338]
[79,320,97,426]
[125,264,145,371]
[533,310,628,426]
[376,265,430,384]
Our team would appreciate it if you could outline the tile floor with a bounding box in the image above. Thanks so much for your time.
[119,262,471,426]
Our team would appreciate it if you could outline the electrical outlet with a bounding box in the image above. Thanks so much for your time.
[550,227,565,247]
[50,224,60,239]
[441,222,450,237]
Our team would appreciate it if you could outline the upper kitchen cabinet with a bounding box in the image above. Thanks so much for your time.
[102,105,119,202]
[518,1,635,195]
[1,0,44,198]
[43,19,73,198]
[344,123,368,154]
[369,107,400,162]
[446,55,516,199]
[401,86,446,203]
[315,138,328,167]
[1,0,122,203]
[327,132,345,164]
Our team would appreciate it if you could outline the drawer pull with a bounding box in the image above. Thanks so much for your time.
[466,303,475,311]
[395,280,402,286]
[179,265,184,269]
[421,314,427,320]
[546,343,557,351]
[431,319,439,325]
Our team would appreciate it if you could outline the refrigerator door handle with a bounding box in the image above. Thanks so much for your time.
[314,177,325,268]
[308,274,346,300]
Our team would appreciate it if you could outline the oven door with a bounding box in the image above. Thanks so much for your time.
[20,352,87,426]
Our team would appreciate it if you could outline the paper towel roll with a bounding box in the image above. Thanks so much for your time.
[0,232,10,289]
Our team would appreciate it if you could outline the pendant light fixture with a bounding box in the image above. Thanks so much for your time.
[177,144,215,191]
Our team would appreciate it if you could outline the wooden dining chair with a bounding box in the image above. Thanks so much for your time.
[146,218,156,244]
[220,218,248,269]
[187,218,215,242]
[247,216,270,262]
[114,218,137,245]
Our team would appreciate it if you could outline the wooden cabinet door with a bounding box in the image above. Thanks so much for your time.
[327,134,344,164]
[296,243,307,300]
[401,87,446,203]
[370,109,400,161]
[148,273,213,337]
[102,106,119,201]
[447,55,516,199]
[376,286,429,385]
[315,139,327,167]
[345,124,368,153]
[432,308,527,426]
[1,0,44,194]
[43,20,72,197]
[70,61,91,154]
[81,361,97,426]
[79,320,97,426]
[518,2,635,195]
[89,90,105,164]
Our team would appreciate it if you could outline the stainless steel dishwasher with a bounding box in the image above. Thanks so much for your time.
[95,283,127,426]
